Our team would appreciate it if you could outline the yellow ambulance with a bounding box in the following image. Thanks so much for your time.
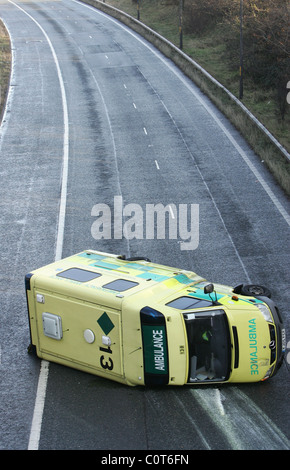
[25,250,286,386]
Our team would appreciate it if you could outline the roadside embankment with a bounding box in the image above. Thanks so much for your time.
[0,19,11,124]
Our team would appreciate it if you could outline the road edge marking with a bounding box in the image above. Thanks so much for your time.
[8,0,69,450]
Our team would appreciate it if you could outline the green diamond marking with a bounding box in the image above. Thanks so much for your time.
[97,312,114,335]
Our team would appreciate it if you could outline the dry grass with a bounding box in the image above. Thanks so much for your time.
[0,20,11,122]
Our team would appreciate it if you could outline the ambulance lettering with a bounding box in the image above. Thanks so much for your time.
[153,330,165,371]
[249,318,258,376]
[97,312,115,372]
[142,324,168,375]
[99,344,113,370]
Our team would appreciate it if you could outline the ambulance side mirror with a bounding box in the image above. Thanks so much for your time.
[204,283,219,305]
[204,284,214,294]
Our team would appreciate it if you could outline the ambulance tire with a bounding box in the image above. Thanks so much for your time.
[240,284,271,298]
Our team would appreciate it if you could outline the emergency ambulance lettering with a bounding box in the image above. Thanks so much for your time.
[153,330,165,371]
[249,319,259,375]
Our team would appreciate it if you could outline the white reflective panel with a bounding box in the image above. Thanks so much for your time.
[84,329,95,344]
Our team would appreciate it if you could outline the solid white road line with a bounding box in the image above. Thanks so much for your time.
[8,0,70,450]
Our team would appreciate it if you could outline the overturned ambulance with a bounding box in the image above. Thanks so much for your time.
[25,250,286,386]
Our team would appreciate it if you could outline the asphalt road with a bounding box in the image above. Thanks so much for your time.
[0,0,289,451]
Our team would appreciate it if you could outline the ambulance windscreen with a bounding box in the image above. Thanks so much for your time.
[183,309,231,382]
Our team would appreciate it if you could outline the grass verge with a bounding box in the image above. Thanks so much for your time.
[0,20,11,123]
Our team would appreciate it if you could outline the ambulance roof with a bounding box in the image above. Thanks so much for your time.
[32,250,204,304]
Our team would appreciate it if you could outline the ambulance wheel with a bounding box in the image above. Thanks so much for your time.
[240,284,271,298]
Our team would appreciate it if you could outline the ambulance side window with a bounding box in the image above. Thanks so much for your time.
[166,296,212,310]
[57,268,101,282]
[103,279,139,292]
